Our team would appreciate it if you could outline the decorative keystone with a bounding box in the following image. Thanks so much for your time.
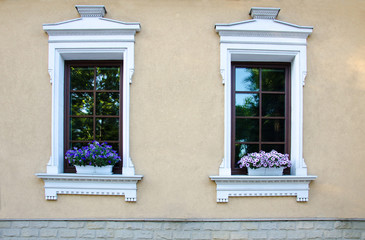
[249,7,280,19]
[76,5,106,18]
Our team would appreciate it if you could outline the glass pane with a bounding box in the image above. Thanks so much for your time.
[235,68,259,91]
[70,92,93,115]
[70,67,94,90]
[262,119,285,142]
[261,144,285,154]
[96,92,120,116]
[69,142,90,150]
[262,94,285,117]
[70,118,93,141]
[96,118,119,141]
[235,93,259,117]
[262,68,285,91]
[96,67,120,90]
[235,119,259,142]
[234,144,259,168]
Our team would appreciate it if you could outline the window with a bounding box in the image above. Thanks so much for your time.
[36,5,142,202]
[64,61,123,174]
[210,7,316,202]
[231,63,290,175]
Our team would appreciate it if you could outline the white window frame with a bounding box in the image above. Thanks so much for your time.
[210,7,317,202]
[36,5,143,202]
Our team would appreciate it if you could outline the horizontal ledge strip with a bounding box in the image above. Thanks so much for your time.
[1,218,364,222]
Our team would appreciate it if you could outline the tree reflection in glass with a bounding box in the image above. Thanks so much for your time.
[70,118,93,141]
[262,119,285,142]
[235,119,259,142]
[262,69,285,91]
[70,67,94,90]
[96,92,119,116]
[96,118,119,141]
[70,92,93,115]
[96,67,120,90]
[262,94,285,117]
[68,64,121,147]
[236,93,259,117]
[235,68,259,91]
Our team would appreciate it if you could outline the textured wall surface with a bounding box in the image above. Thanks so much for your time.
[0,0,364,219]
[0,220,364,239]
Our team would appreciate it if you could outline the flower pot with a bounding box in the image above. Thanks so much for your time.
[75,165,113,175]
[248,167,284,176]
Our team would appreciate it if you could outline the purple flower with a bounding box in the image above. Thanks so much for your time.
[237,150,291,170]
[64,141,121,167]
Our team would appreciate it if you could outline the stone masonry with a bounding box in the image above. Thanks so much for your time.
[0,219,364,239]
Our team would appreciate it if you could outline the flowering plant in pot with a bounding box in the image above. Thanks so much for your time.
[237,150,291,176]
[65,141,121,174]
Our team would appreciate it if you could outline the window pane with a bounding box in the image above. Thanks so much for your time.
[96,67,120,90]
[262,119,285,142]
[96,92,120,116]
[70,118,93,141]
[70,92,93,115]
[262,94,285,117]
[70,67,94,90]
[70,142,90,150]
[235,68,259,91]
[234,144,259,168]
[262,68,285,91]
[235,93,259,116]
[261,144,285,154]
[96,118,119,141]
[235,119,259,142]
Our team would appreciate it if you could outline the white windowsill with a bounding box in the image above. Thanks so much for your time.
[36,173,143,202]
[210,175,317,202]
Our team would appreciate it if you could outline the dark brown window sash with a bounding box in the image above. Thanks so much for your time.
[64,61,123,174]
[231,62,291,175]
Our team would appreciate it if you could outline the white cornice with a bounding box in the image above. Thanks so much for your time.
[43,19,140,36]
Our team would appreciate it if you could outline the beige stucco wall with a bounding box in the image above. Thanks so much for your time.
[0,0,364,219]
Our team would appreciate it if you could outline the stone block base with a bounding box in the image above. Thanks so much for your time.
[0,219,364,239]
